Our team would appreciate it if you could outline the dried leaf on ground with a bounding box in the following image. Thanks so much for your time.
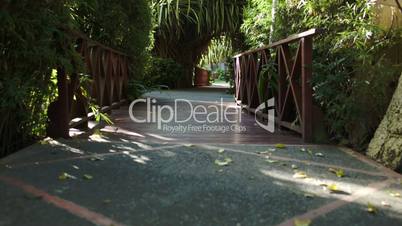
[218,149,225,154]
[389,191,401,198]
[89,156,105,161]
[327,184,339,192]
[328,168,345,177]
[294,218,311,226]
[72,165,79,170]
[315,152,324,157]
[58,172,76,180]
[367,203,378,214]
[275,144,286,149]
[83,174,93,180]
[293,171,308,179]
[214,158,233,167]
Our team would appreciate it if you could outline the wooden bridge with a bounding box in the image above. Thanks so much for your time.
[47,29,320,144]
[2,29,402,226]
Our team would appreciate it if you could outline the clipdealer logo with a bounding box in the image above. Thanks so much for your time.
[128,98,275,133]
[128,98,246,133]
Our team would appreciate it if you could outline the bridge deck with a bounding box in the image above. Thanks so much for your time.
[107,87,303,145]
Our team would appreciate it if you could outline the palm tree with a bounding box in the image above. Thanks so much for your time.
[152,0,246,88]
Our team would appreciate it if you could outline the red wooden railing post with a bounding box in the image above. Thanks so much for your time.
[301,37,313,142]
[233,29,318,142]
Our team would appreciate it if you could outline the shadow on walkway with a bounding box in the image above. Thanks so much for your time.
[0,88,401,226]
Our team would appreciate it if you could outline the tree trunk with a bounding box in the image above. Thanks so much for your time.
[269,0,278,43]
[176,51,195,88]
[367,74,402,172]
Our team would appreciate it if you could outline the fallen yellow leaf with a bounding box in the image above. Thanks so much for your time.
[275,144,286,149]
[367,203,377,214]
[327,184,338,192]
[328,168,345,178]
[294,218,311,226]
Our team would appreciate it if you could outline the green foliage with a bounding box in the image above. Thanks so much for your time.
[199,36,233,68]
[152,0,246,87]
[0,0,152,156]
[222,57,236,94]
[68,0,152,78]
[241,0,273,47]
[145,57,185,89]
[127,81,149,100]
[0,1,76,156]
[242,0,402,150]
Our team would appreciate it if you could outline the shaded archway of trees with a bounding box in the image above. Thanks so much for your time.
[152,0,247,88]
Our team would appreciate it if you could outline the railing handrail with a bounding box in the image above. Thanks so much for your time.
[233,28,319,58]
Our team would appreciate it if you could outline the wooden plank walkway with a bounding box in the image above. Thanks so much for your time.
[106,87,303,144]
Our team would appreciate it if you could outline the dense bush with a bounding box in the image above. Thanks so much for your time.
[68,0,152,78]
[0,0,152,156]
[144,57,185,89]
[0,1,75,156]
[242,0,402,150]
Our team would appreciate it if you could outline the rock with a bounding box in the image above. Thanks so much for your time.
[367,74,402,171]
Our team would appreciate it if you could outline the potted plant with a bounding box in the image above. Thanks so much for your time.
[194,66,210,87]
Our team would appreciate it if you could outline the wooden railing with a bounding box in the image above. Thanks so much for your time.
[47,32,129,138]
[233,29,319,142]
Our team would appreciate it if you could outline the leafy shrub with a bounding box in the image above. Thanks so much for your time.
[0,1,76,156]
[242,0,402,150]
[222,57,236,94]
[145,57,185,89]
[68,0,152,79]
[127,81,148,100]
[0,0,152,157]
